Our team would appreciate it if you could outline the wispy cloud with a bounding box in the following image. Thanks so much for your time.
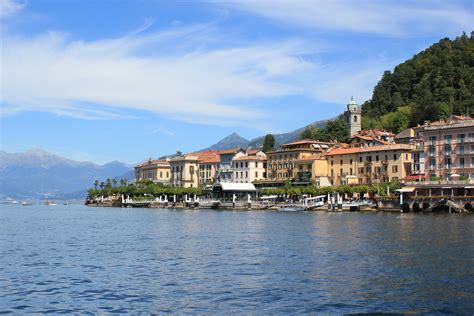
[218,0,473,36]
[152,126,175,137]
[1,24,318,124]
[0,0,25,18]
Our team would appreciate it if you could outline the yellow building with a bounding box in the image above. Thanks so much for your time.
[134,158,171,185]
[266,140,337,182]
[293,153,331,187]
[326,144,413,185]
[170,151,218,188]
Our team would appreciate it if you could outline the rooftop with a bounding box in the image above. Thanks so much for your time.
[326,144,413,156]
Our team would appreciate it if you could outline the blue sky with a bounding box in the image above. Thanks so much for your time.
[1,0,473,164]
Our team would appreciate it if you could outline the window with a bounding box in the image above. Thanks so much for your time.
[429,135,437,145]
[444,134,452,144]
[458,133,466,143]
[246,171,248,178]
[376,155,379,162]
[245,162,248,168]
[354,115,358,122]
[359,157,363,163]
[331,169,334,176]
[350,168,353,175]
[340,168,343,176]
[392,165,398,173]
[331,160,334,166]
[459,145,465,155]
[460,157,465,168]
[255,171,258,178]
[350,159,353,165]
[445,158,451,169]
[340,160,343,166]
[429,146,436,157]
[393,153,397,160]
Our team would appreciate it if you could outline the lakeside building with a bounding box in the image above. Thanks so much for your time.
[217,148,245,183]
[170,151,218,188]
[293,153,331,186]
[134,158,171,185]
[326,144,413,185]
[261,140,338,187]
[198,154,220,189]
[423,118,474,181]
[232,151,267,183]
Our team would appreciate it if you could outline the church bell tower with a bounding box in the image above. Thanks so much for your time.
[344,96,361,136]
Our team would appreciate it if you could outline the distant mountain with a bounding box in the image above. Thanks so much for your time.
[199,119,331,152]
[201,132,250,151]
[247,118,331,148]
[0,148,132,200]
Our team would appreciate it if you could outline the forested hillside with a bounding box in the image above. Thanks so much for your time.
[362,32,474,133]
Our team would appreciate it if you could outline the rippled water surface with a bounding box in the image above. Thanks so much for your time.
[0,204,473,314]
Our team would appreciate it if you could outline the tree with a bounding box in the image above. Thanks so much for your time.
[263,134,275,152]
[112,179,117,188]
[300,126,317,139]
[94,180,99,190]
[99,182,105,190]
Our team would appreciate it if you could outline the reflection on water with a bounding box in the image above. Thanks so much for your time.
[0,205,473,314]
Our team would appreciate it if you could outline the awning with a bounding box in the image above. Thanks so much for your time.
[403,174,424,181]
[212,182,257,192]
[397,187,416,193]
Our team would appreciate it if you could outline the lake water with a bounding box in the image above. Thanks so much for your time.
[0,204,473,314]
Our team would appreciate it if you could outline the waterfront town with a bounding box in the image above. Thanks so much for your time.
[88,98,474,213]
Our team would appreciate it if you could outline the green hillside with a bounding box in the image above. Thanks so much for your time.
[362,32,474,133]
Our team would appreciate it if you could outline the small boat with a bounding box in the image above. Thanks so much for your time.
[278,205,306,212]
[63,201,69,205]
[11,200,19,204]
[44,200,57,206]
[21,202,33,206]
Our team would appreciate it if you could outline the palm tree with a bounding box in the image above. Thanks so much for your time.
[112,179,117,188]
[94,180,99,190]
[100,182,105,190]
[120,179,125,187]
[106,178,111,188]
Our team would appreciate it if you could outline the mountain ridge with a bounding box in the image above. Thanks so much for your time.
[0,149,133,200]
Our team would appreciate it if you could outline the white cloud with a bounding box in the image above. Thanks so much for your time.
[0,0,25,18]
[219,0,473,36]
[1,25,318,124]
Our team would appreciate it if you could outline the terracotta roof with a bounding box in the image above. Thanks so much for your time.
[233,155,267,161]
[326,144,413,156]
[281,139,337,147]
[216,147,243,155]
[135,159,169,168]
[199,156,220,164]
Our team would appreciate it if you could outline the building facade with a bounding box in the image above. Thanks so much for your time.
[217,148,245,183]
[134,158,171,184]
[326,144,413,185]
[198,155,220,189]
[232,153,267,183]
[170,151,218,188]
[266,140,337,182]
[423,119,474,181]
[293,154,331,186]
